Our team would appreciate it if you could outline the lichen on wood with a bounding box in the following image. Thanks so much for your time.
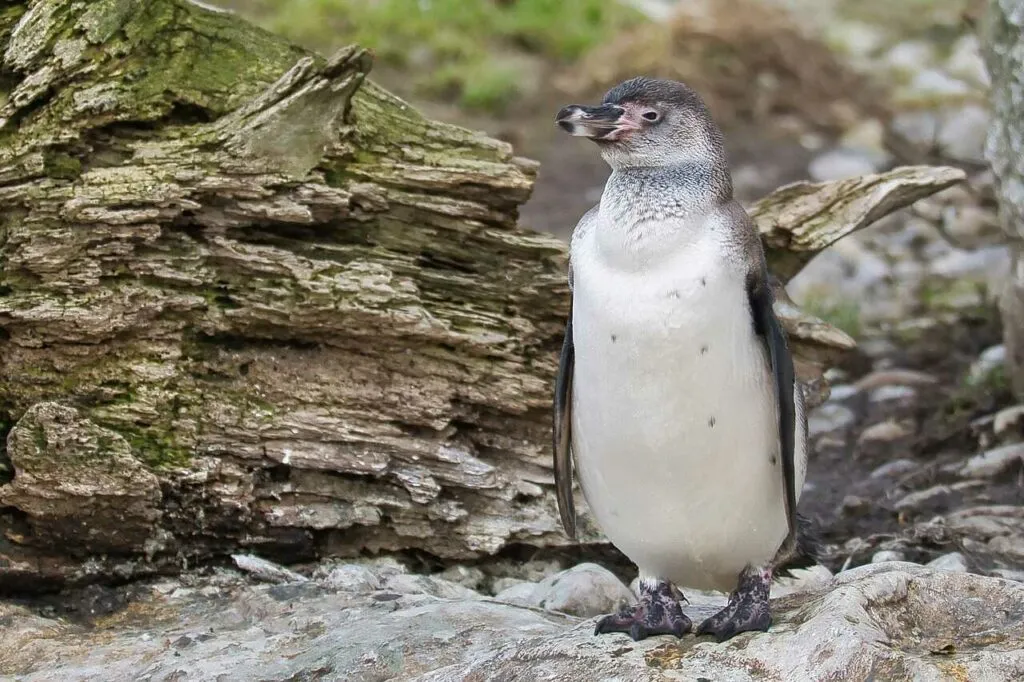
[0,0,964,590]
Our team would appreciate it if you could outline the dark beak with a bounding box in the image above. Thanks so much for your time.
[555,104,640,141]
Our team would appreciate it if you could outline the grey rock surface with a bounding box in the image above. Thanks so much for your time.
[5,563,1024,681]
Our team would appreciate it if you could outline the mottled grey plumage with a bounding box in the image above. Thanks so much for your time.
[552,76,812,642]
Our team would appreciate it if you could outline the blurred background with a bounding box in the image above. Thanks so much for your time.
[216,0,1016,572]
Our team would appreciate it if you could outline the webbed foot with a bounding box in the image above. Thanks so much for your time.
[696,565,772,642]
[594,579,691,641]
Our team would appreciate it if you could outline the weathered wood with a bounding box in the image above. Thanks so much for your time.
[983,0,1024,397]
[0,0,963,590]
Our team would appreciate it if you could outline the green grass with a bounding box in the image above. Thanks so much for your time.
[230,0,642,112]
[800,293,864,339]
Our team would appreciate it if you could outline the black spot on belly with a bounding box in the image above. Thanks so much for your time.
[700,276,707,287]
[611,334,617,343]
[700,344,709,355]
[770,455,778,465]
[708,416,716,428]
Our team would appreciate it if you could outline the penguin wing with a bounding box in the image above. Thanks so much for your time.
[553,300,576,539]
[553,206,597,540]
[729,202,799,542]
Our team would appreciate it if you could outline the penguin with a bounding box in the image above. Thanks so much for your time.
[552,76,811,643]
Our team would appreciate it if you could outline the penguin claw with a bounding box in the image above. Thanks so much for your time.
[696,565,773,643]
[593,580,692,641]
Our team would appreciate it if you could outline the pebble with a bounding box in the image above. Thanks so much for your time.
[868,386,917,404]
[894,484,953,511]
[858,420,913,444]
[946,35,990,87]
[991,569,1024,582]
[988,535,1024,560]
[926,552,969,573]
[969,345,1007,385]
[870,458,919,479]
[383,574,480,600]
[906,69,972,100]
[937,104,990,164]
[882,41,936,78]
[828,384,859,402]
[494,580,538,606]
[855,369,939,391]
[323,565,381,593]
[439,565,486,591]
[872,550,906,563]
[808,147,883,182]
[491,577,528,595]
[994,405,1024,437]
[890,110,939,154]
[527,563,636,618]
[808,403,857,438]
[231,554,308,584]
[959,443,1024,479]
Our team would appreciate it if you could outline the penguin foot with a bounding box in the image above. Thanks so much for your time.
[593,579,691,641]
[696,565,772,642]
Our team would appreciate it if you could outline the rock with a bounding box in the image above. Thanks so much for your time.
[490,577,528,595]
[827,384,859,402]
[858,420,914,444]
[382,574,481,600]
[946,34,990,87]
[882,41,936,78]
[994,404,1024,437]
[439,565,487,591]
[937,104,991,164]
[868,385,917,403]
[526,563,635,617]
[870,458,919,479]
[840,495,872,516]
[989,535,1024,560]
[890,110,939,155]
[824,20,887,61]
[905,69,973,100]
[927,552,969,572]
[808,147,885,182]
[992,568,1024,582]
[322,564,381,593]
[872,550,906,563]
[839,118,887,152]
[494,580,538,606]
[960,443,1024,478]
[854,369,939,390]
[894,484,953,511]
[8,563,1023,680]
[969,345,1008,385]
[808,403,857,438]
[231,555,308,585]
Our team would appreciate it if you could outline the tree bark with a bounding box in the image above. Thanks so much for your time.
[983,0,1024,397]
[0,0,963,591]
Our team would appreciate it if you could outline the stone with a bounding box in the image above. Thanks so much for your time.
[231,554,308,585]
[827,384,859,402]
[946,34,991,87]
[959,443,1024,479]
[927,552,969,573]
[894,484,953,511]
[808,403,857,438]
[890,110,939,155]
[490,577,528,595]
[969,345,1008,385]
[872,550,906,563]
[525,563,635,617]
[994,404,1024,437]
[494,580,538,606]
[868,385,917,403]
[322,564,381,593]
[937,104,992,164]
[439,565,487,591]
[906,69,973,100]
[808,147,885,182]
[988,535,1024,560]
[855,369,939,390]
[882,41,936,78]
[8,563,1022,680]
[382,574,481,600]
[858,420,914,444]
[870,458,919,479]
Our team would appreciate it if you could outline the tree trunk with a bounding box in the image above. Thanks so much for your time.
[0,0,963,591]
[983,0,1024,397]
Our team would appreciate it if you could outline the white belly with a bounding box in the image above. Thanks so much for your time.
[571,230,800,591]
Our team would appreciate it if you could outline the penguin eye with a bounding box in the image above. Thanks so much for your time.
[641,110,661,122]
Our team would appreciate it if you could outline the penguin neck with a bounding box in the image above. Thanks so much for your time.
[599,162,733,240]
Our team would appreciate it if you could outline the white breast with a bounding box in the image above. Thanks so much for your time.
[570,209,805,591]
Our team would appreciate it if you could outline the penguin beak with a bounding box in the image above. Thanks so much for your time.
[555,104,641,141]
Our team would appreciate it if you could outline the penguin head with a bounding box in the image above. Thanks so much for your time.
[555,77,726,172]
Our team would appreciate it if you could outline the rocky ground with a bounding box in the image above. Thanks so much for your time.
[4,0,1024,680]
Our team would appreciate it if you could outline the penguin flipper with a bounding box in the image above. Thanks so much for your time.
[553,300,576,539]
[747,267,798,544]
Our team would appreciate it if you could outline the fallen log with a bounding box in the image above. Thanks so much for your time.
[0,0,963,590]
